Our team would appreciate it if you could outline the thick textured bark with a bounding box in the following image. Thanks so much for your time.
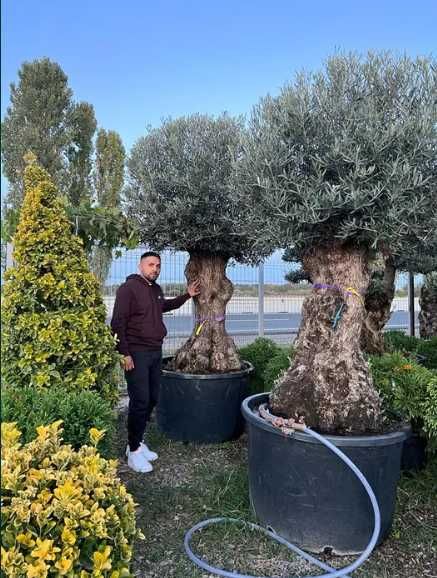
[361,258,396,354]
[419,274,437,338]
[173,253,241,373]
[89,246,113,286]
[270,244,382,434]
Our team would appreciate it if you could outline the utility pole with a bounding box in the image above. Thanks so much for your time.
[408,271,415,336]
[258,262,265,336]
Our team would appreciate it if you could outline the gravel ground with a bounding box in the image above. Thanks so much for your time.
[113,410,437,578]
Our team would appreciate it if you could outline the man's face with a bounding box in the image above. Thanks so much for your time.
[139,256,161,282]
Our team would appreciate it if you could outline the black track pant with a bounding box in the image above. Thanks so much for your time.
[125,349,162,452]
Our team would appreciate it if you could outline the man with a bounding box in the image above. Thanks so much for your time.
[111,251,200,473]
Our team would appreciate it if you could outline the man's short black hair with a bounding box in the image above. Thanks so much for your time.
[140,251,161,261]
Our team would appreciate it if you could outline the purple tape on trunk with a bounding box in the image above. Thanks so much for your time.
[313,283,364,302]
[313,283,342,292]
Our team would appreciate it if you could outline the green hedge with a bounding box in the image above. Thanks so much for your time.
[262,349,294,391]
[1,386,116,456]
[369,352,437,449]
[416,337,437,370]
[383,331,420,355]
[239,338,294,394]
[239,338,284,393]
[383,331,437,370]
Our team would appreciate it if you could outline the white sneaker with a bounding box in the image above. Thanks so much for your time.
[140,442,158,462]
[126,447,153,473]
[125,442,158,462]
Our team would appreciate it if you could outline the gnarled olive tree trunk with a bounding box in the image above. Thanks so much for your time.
[270,243,382,434]
[174,253,241,373]
[361,257,396,354]
[89,246,113,286]
[419,272,437,338]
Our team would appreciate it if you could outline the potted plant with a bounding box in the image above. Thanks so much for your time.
[126,114,267,442]
[282,245,437,356]
[238,52,436,553]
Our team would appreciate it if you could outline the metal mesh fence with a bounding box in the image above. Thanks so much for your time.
[1,242,422,354]
[103,247,421,353]
[104,247,302,352]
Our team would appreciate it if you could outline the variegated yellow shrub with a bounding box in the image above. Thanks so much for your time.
[1,158,120,402]
[1,421,143,577]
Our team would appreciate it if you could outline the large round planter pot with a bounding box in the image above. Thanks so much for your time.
[157,358,253,443]
[242,393,408,555]
[401,431,427,472]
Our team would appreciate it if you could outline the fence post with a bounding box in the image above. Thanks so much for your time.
[408,271,415,337]
[258,261,264,336]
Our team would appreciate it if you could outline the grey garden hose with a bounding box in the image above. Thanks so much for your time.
[184,425,381,578]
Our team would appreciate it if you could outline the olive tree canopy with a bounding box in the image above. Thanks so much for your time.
[238,53,437,433]
[126,113,265,264]
[126,114,270,373]
[239,52,436,257]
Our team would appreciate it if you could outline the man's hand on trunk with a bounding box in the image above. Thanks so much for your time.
[187,279,201,297]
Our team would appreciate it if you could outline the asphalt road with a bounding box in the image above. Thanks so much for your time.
[159,311,415,336]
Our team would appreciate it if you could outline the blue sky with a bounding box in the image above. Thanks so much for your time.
[2,0,436,154]
[1,1,436,283]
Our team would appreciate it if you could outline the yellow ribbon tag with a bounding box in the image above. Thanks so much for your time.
[195,321,206,336]
[345,286,364,305]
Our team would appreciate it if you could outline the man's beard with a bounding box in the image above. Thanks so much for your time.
[141,272,159,283]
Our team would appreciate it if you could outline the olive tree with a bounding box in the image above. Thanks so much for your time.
[361,255,397,353]
[419,271,437,338]
[238,53,436,433]
[284,240,437,354]
[126,114,267,373]
[362,236,437,352]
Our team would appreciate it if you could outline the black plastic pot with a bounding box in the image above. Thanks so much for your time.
[242,393,408,555]
[401,431,427,472]
[157,358,253,443]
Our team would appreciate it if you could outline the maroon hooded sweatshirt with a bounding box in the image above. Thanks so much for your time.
[110,274,190,355]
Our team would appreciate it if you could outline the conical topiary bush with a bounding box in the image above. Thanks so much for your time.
[1,157,120,402]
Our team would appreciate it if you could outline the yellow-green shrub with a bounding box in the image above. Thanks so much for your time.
[1,159,120,402]
[1,421,143,577]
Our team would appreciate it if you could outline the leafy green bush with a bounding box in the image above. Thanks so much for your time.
[383,331,437,371]
[416,337,437,370]
[262,348,294,392]
[1,387,116,456]
[423,376,437,442]
[369,353,437,448]
[383,330,419,355]
[239,338,283,393]
[1,421,142,577]
[1,159,120,403]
